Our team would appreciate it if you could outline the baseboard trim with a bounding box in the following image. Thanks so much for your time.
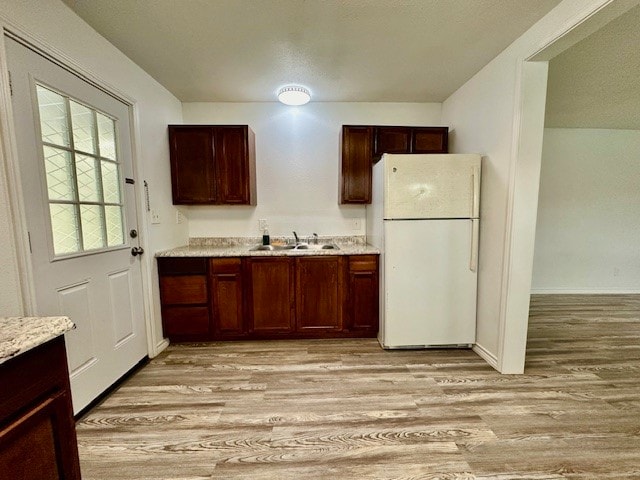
[152,338,170,358]
[531,289,640,295]
[473,342,499,371]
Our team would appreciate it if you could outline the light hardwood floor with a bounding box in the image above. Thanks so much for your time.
[76,294,640,479]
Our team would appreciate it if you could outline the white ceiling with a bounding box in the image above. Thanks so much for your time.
[62,0,561,103]
[545,5,640,130]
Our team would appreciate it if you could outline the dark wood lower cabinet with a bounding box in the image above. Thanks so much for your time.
[159,258,211,341]
[346,255,379,332]
[159,255,378,341]
[0,336,81,480]
[296,256,343,333]
[210,258,245,338]
[245,257,295,335]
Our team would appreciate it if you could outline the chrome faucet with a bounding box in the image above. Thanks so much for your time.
[312,233,319,245]
[293,231,300,244]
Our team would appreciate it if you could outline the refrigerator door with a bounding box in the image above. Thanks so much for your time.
[382,219,478,348]
[384,154,481,220]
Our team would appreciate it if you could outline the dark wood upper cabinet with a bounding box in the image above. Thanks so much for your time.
[169,125,256,205]
[373,127,411,158]
[169,126,216,203]
[340,125,448,204]
[295,256,343,332]
[340,126,373,204]
[412,127,449,154]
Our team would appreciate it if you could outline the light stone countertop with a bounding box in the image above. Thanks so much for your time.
[156,236,380,258]
[0,316,75,366]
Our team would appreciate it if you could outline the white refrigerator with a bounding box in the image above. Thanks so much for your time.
[366,153,481,348]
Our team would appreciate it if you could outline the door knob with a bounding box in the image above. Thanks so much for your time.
[129,229,138,238]
[131,247,144,257]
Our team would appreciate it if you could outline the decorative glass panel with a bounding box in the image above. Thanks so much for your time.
[105,206,124,247]
[80,204,105,250]
[97,113,117,160]
[75,154,100,202]
[49,203,80,254]
[70,101,96,154]
[101,160,121,204]
[36,86,70,147]
[43,146,74,201]
[36,84,126,257]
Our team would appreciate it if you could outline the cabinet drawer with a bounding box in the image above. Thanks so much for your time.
[160,275,207,304]
[158,257,207,275]
[349,255,378,271]
[162,307,210,336]
[210,257,241,274]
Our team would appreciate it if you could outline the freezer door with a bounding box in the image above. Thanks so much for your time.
[384,154,480,219]
[382,219,478,347]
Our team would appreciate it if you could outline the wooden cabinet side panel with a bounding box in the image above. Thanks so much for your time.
[169,126,216,204]
[296,257,342,331]
[340,126,372,204]
[246,258,295,334]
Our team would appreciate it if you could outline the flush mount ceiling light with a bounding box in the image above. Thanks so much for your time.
[277,86,311,106]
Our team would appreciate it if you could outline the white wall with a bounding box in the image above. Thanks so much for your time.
[440,0,613,372]
[532,128,640,293]
[0,0,186,351]
[183,102,442,238]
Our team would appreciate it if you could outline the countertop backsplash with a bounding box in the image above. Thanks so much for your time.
[189,235,368,247]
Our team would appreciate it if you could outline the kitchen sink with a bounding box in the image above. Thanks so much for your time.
[293,243,340,250]
[249,243,340,251]
[249,244,296,251]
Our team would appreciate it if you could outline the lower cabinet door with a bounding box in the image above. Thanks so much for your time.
[347,255,379,332]
[210,258,245,338]
[246,257,295,335]
[296,256,343,333]
[0,391,79,480]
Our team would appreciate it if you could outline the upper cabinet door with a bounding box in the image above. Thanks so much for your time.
[168,125,256,205]
[169,126,216,204]
[214,126,256,205]
[411,127,449,154]
[340,125,373,204]
[374,127,411,159]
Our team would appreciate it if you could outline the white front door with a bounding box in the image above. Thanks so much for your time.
[7,37,148,413]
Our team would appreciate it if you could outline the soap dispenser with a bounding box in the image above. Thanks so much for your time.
[262,228,270,246]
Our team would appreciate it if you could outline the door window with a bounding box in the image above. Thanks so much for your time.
[35,84,125,256]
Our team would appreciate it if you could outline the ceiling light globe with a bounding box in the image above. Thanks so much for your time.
[277,86,311,106]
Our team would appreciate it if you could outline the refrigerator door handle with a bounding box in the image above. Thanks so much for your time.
[472,166,480,218]
[470,219,479,272]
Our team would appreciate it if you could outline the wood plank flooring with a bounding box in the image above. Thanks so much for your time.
[76,294,640,479]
